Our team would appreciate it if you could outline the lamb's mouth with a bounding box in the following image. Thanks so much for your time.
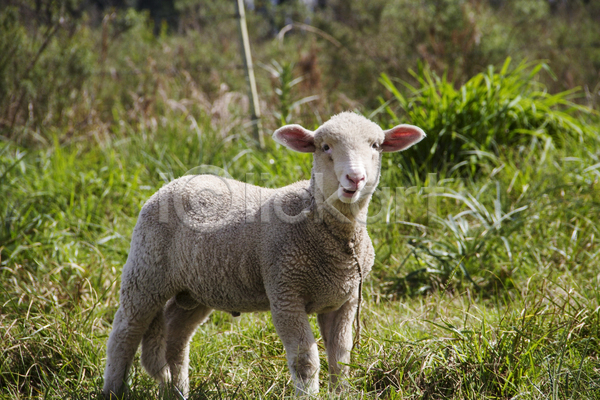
[338,186,360,203]
[342,188,357,197]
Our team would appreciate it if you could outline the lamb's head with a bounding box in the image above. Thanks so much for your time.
[273,112,426,213]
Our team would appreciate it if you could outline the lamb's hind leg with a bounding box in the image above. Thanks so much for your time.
[103,303,163,399]
[141,308,171,386]
[165,295,213,397]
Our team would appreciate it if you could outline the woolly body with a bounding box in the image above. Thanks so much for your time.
[126,176,372,315]
[102,112,426,398]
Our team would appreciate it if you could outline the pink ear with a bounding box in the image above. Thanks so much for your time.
[272,124,316,153]
[382,124,426,152]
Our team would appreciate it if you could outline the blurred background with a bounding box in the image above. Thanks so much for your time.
[2,0,599,144]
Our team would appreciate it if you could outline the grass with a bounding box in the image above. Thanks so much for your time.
[1,97,600,398]
[377,58,596,175]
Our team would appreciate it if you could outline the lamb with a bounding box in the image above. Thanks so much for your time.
[102,112,426,398]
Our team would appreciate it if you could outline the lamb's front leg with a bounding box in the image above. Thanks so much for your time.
[271,305,320,396]
[317,296,358,390]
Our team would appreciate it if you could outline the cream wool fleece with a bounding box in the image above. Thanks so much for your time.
[102,112,426,398]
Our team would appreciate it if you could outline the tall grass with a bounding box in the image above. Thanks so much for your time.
[260,60,320,126]
[2,88,599,398]
[377,58,596,176]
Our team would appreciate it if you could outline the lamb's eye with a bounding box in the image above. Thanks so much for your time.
[322,144,331,153]
[372,142,380,150]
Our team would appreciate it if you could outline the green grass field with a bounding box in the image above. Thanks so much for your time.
[2,2,600,399]
[2,80,599,398]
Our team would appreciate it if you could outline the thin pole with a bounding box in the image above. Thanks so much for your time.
[235,0,264,148]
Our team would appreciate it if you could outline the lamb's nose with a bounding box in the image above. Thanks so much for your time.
[346,174,366,189]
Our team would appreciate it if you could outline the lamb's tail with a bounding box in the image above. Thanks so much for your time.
[141,308,171,384]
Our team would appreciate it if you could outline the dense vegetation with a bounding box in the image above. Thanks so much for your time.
[1,0,599,398]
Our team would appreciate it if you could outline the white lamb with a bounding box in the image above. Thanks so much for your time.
[102,112,425,398]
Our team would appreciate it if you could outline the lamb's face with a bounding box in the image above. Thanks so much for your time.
[272,112,426,207]
[313,119,385,204]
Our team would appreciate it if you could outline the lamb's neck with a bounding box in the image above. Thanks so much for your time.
[320,208,368,242]
[308,180,371,242]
